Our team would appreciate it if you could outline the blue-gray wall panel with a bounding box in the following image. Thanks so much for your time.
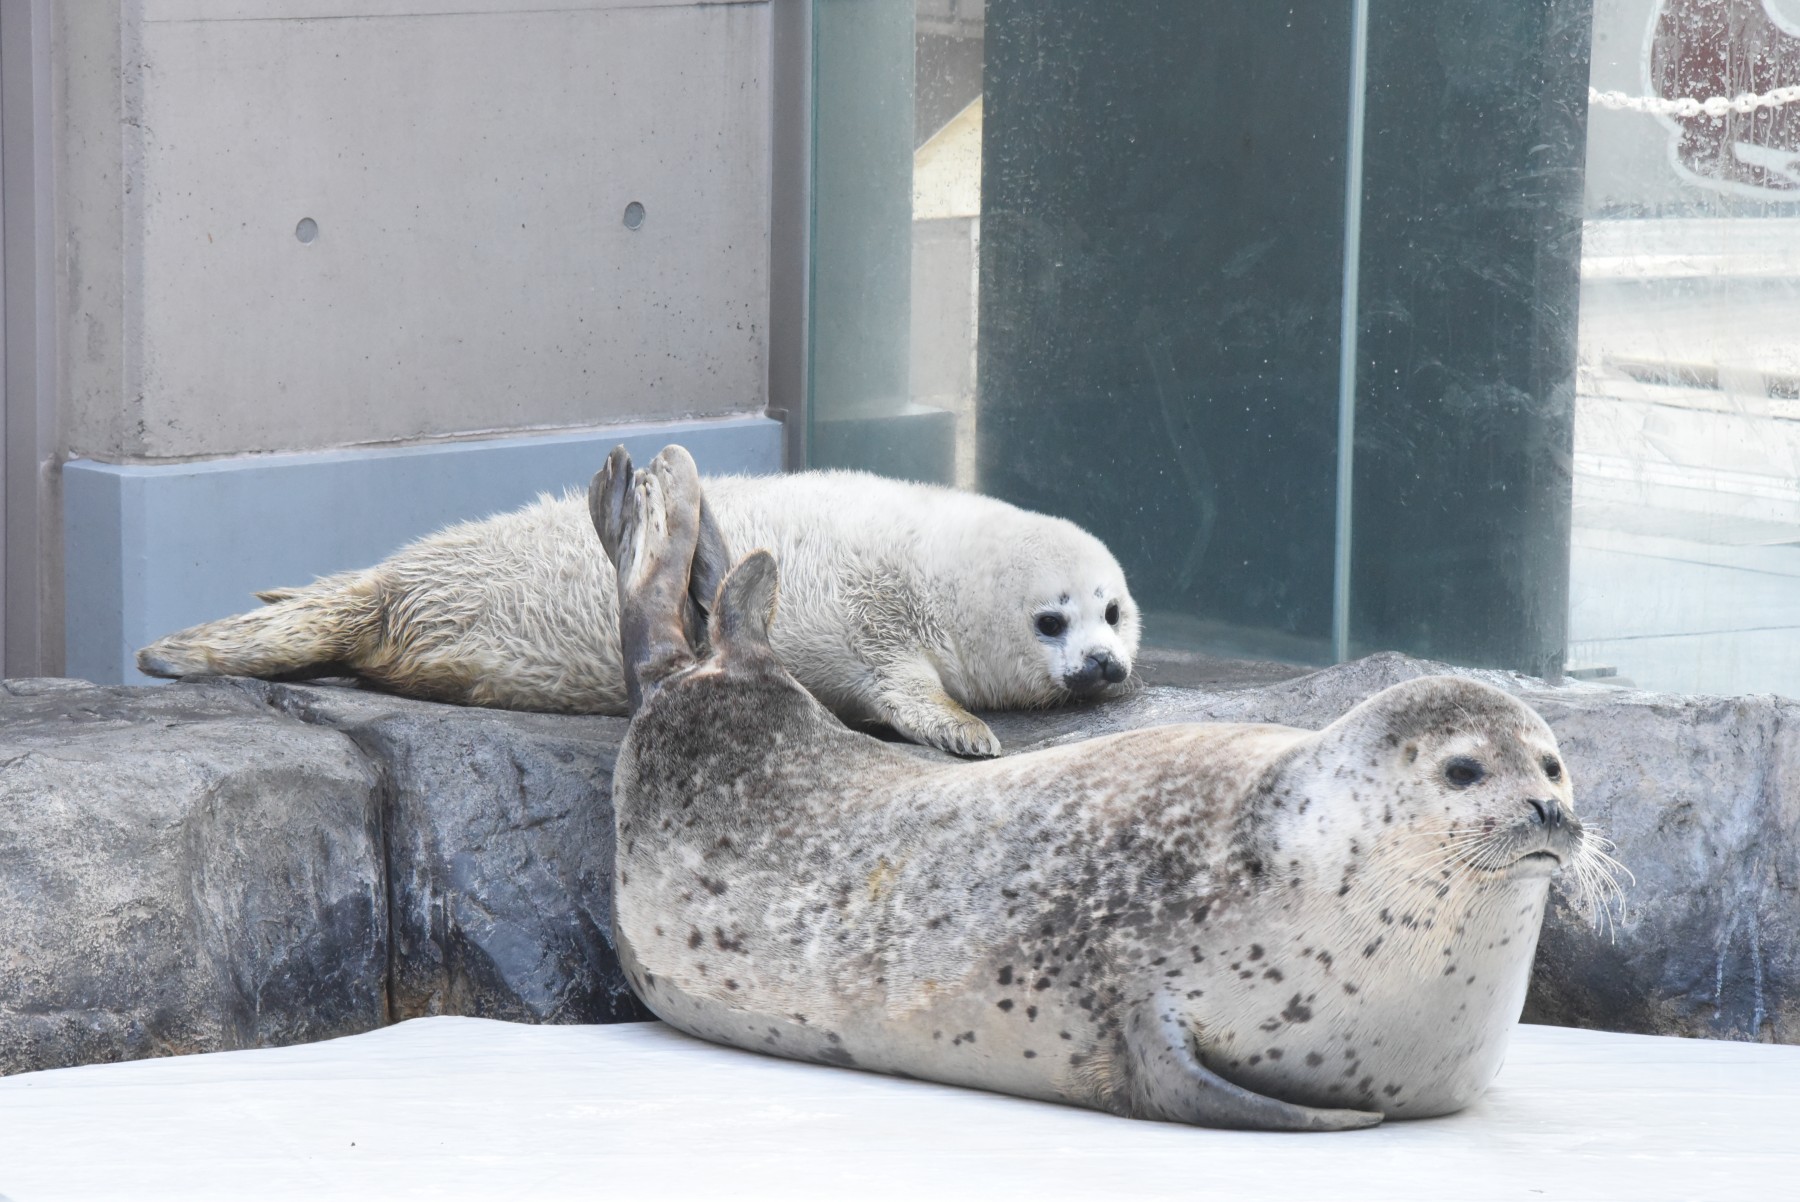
[65,416,782,684]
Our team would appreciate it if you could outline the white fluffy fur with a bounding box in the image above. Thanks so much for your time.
[138,469,1141,756]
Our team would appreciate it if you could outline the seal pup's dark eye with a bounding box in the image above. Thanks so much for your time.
[1443,757,1485,789]
[1104,601,1120,626]
[1035,613,1068,638]
[1542,756,1562,782]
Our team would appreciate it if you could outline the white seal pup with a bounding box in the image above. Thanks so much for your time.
[595,445,1619,1131]
[136,459,1139,757]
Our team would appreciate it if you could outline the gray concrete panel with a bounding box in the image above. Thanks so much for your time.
[64,415,781,684]
[74,2,771,461]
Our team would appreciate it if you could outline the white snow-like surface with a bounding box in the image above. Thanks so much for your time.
[0,1018,1794,1202]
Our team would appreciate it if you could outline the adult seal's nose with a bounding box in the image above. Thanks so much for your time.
[1064,650,1126,695]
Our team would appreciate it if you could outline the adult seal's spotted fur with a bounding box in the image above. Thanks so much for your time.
[597,445,1620,1131]
[136,457,1138,757]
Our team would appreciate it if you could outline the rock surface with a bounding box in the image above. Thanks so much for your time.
[253,680,647,1026]
[0,678,387,1075]
[2,652,1794,1076]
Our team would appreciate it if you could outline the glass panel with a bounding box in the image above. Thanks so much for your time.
[811,1,1597,682]
[1573,0,1800,695]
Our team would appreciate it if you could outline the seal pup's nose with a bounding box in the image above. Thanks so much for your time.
[1526,798,1565,830]
[1064,650,1127,695]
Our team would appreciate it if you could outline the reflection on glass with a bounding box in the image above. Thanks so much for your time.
[1574,0,1800,696]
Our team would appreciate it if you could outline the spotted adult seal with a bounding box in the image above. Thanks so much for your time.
[136,462,1138,756]
[596,444,1618,1131]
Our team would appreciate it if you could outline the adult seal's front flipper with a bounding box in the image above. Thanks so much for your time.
[1123,1003,1383,1132]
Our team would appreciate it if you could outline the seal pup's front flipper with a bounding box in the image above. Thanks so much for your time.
[589,444,709,711]
[1123,1003,1383,1132]
[868,658,1001,758]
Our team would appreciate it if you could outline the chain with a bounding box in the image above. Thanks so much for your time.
[1590,84,1800,117]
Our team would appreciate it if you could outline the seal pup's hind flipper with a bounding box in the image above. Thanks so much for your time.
[589,444,709,711]
[1122,1003,1383,1132]
[136,580,376,682]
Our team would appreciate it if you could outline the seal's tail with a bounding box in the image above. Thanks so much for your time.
[589,443,734,711]
[135,580,376,681]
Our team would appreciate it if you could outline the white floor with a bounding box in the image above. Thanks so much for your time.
[1,1019,1794,1202]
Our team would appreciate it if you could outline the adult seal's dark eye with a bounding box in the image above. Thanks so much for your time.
[1542,756,1562,781]
[1105,601,1120,626]
[1443,757,1485,789]
[1035,613,1068,638]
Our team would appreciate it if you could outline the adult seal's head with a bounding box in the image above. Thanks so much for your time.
[593,445,1619,1131]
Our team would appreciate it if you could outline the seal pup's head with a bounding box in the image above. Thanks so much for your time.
[955,514,1141,709]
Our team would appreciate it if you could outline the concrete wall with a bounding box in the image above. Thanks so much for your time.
[60,0,772,463]
[36,0,783,679]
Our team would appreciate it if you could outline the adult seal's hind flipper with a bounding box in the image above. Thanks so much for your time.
[588,445,708,712]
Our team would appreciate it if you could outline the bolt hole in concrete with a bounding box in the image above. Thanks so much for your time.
[623,201,646,230]
[294,217,319,245]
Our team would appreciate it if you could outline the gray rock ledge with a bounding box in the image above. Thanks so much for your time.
[2,653,1793,1075]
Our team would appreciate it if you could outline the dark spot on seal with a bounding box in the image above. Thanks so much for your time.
[1363,937,1384,958]
[997,966,1013,986]
[1247,1055,1262,1066]
[1266,1048,1283,1060]
[1035,977,1052,990]
[725,979,739,991]
[1281,995,1313,1023]
[1262,968,1284,982]
[819,1046,856,1067]
[1027,1006,1039,1021]
[1023,1050,1038,1059]
[698,875,728,896]
[998,999,1015,1012]
[687,930,703,949]
[1305,1052,1325,1067]
[1343,983,1360,996]
[1247,944,1264,961]
[1383,1083,1403,1097]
